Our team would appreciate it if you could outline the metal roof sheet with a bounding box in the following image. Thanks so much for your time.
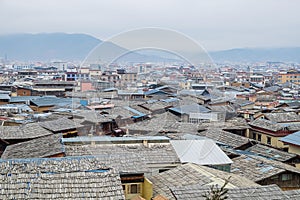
[62,136,170,143]
[170,140,232,165]
[124,106,147,117]
[0,94,10,100]
[30,96,78,107]
[280,131,300,146]
[10,96,38,103]
[144,89,169,95]
[161,98,179,103]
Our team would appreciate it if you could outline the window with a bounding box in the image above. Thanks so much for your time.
[257,134,261,142]
[282,174,292,181]
[130,184,138,194]
[159,169,169,173]
[129,184,141,194]
[252,133,257,140]
[123,184,142,195]
[267,137,271,145]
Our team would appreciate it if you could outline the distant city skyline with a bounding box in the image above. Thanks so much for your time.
[0,0,299,51]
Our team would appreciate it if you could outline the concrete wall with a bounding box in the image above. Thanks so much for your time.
[288,145,300,155]
[143,177,153,200]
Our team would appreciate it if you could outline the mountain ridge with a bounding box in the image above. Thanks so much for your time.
[0,33,299,63]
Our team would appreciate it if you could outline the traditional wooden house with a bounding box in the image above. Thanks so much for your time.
[280,131,300,159]
[107,106,135,127]
[263,112,300,123]
[229,98,255,110]
[249,118,296,149]
[139,100,173,115]
[118,90,145,100]
[197,129,254,151]
[1,134,64,159]
[245,144,300,168]
[0,157,125,199]
[38,117,81,137]
[16,81,75,97]
[72,110,119,136]
[144,89,171,100]
[171,184,300,200]
[148,163,259,199]
[16,86,32,96]
[65,140,176,176]
[29,96,75,112]
[254,94,278,108]
[231,155,300,190]
[0,122,53,145]
[63,137,158,200]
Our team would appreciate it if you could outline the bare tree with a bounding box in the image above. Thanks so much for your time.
[202,178,230,200]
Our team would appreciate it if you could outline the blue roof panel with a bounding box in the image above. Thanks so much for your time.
[124,106,146,117]
[280,131,300,146]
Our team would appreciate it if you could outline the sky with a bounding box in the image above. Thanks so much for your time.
[0,0,299,51]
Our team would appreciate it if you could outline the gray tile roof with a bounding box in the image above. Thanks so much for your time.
[282,189,300,200]
[169,103,211,114]
[65,143,179,171]
[198,129,251,149]
[246,144,298,162]
[140,101,172,111]
[229,99,254,107]
[130,105,151,115]
[39,117,81,132]
[198,117,250,130]
[264,112,300,123]
[73,110,113,124]
[255,95,276,102]
[171,184,290,200]
[231,155,300,182]
[0,157,124,199]
[286,101,300,108]
[249,118,283,132]
[149,163,259,200]
[1,134,64,159]
[0,123,53,140]
[106,106,134,119]
[123,112,199,134]
[264,86,281,93]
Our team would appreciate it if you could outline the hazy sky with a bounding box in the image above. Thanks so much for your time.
[0,0,299,50]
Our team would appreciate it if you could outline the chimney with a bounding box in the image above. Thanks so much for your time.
[88,133,95,146]
[143,139,148,148]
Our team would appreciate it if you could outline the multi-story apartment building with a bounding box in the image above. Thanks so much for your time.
[278,70,300,84]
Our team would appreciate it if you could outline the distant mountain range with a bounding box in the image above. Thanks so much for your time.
[0,33,100,61]
[210,48,300,63]
[0,33,299,63]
